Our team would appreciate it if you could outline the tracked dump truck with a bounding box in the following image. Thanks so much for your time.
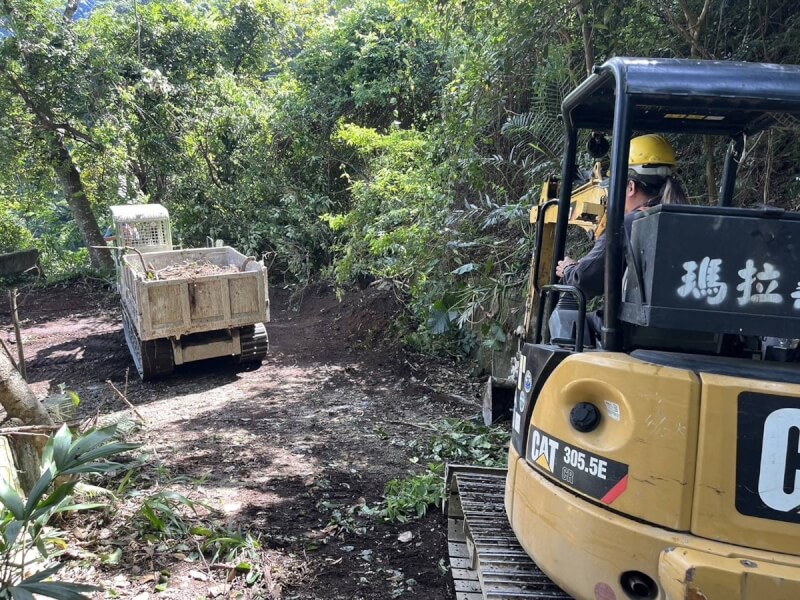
[447,57,800,600]
[109,204,269,380]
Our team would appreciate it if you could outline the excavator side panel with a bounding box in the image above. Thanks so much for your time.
[522,352,701,530]
[692,373,800,554]
[509,443,800,600]
[504,351,800,599]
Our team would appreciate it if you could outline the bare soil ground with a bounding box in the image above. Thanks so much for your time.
[0,279,483,599]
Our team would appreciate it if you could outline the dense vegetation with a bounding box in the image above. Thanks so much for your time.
[2,0,800,356]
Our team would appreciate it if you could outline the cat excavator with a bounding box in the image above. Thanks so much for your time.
[446,57,800,600]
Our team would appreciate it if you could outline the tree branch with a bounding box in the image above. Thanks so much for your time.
[695,0,713,34]
[64,0,79,21]
[676,0,697,36]
[660,3,712,59]
[106,379,147,424]
[677,0,713,54]
[0,424,61,436]
[2,71,101,149]
[198,134,224,189]
[574,0,595,76]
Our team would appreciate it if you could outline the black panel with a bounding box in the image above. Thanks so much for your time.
[631,350,800,385]
[620,58,800,109]
[564,57,800,135]
[527,427,629,503]
[623,204,800,339]
[511,344,571,457]
[737,392,800,524]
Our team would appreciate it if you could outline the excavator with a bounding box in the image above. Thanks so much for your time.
[446,57,800,600]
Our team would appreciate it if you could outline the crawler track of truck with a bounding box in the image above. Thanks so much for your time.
[121,304,174,380]
[446,467,571,600]
[238,322,269,364]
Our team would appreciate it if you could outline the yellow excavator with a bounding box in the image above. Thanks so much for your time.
[447,57,800,600]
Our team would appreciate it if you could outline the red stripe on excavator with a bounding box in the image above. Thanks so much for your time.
[600,474,628,505]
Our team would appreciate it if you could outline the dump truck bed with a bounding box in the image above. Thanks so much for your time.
[120,246,269,341]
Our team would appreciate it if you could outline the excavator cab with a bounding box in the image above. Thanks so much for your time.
[449,58,800,600]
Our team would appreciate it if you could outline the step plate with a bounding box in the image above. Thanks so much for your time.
[447,470,572,600]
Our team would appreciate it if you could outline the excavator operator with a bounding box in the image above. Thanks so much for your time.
[556,134,688,300]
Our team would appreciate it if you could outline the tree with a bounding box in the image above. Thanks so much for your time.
[291,0,443,131]
[0,352,53,494]
[0,0,113,270]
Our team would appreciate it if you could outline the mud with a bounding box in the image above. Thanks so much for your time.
[0,279,481,599]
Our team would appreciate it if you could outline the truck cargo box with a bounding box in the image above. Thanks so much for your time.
[120,246,269,342]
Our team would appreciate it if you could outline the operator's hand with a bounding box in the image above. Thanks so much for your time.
[556,257,576,279]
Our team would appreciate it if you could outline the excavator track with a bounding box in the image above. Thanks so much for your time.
[445,466,571,600]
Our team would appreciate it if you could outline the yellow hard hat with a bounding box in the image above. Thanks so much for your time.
[629,134,676,178]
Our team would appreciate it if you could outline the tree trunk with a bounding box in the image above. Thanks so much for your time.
[49,133,114,271]
[575,0,595,76]
[704,135,717,204]
[0,351,52,494]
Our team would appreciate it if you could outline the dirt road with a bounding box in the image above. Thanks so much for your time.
[0,280,481,599]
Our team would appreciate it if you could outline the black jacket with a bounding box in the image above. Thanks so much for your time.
[562,211,638,300]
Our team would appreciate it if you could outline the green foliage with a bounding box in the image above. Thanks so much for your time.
[1,0,800,346]
[310,419,510,528]
[192,528,266,586]
[379,470,443,523]
[127,489,268,587]
[374,419,510,523]
[0,423,139,599]
[134,491,203,538]
[0,210,34,254]
[79,0,343,280]
[326,123,449,289]
[201,529,260,564]
[292,0,443,130]
[424,419,510,467]
[316,499,369,537]
[0,197,102,279]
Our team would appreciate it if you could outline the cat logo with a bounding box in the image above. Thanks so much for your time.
[530,428,559,473]
[737,393,800,524]
[758,408,800,512]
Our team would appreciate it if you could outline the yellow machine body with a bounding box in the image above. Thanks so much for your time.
[530,164,607,233]
[452,58,800,600]
[506,352,800,599]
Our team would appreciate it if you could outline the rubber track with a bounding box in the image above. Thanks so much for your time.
[447,471,572,600]
[238,322,269,364]
[140,336,174,380]
[122,304,174,380]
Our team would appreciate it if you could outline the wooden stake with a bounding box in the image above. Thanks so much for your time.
[8,289,25,381]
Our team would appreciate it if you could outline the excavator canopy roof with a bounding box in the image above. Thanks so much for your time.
[563,57,800,135]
